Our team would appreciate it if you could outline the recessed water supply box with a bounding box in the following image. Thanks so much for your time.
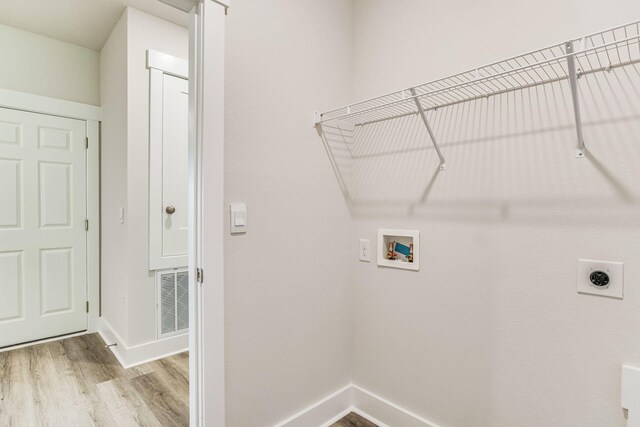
[377,229,419,271]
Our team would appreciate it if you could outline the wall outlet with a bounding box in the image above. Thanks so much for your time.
[359,239,371,262]
[577,259,624,299]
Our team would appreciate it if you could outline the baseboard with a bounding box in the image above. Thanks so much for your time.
[349,408,390,427]
[351,384,440,427]
[273,384,353,427]
[318,408,358,427]
[273,383,440,427]
[99,318,188,368]
[97,322,128,367]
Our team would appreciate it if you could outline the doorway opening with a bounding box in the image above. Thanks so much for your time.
[0,1,229,425]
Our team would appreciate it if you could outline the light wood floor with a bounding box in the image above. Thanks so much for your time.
[0,333,189,427]
[330,412,378,427]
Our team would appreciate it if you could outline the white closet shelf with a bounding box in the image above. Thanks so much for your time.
[315,21,640,166]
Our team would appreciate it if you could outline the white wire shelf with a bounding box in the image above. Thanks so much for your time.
[315,20,640,170]
[318,21,640,126]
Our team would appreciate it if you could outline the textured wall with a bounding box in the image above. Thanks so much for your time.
[100,7,188,347]
[100,10,129,342]
[223,1,355,425]
[124,6,188,346]
[349,1,640,426]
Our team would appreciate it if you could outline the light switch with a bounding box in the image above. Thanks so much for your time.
[234,211,245,226]
[230,203,247,234]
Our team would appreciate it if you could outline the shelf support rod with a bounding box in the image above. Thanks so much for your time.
[565,40,587,158]
[314,122,353,207]
[410,88,446,171]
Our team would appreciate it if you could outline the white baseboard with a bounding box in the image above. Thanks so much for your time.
[99,318,188,368]
[351,385,440,427]
[349,408,390,427]
[273,383,440,427]
[273,384,352,427]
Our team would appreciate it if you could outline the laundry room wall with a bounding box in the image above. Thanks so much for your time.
[349,1,640,425]
[223,0,355,425]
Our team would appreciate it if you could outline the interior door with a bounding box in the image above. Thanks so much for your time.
[149,71,189,270]
[162,74,189,258]
[0,107,87,348]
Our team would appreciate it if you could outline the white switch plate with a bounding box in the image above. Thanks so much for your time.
[359,239,370,262]
[577,259,623,299]
[229,203,247,234]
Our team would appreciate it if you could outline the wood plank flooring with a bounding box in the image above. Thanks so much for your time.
[1,334,380,427]
[330,412,378,427]
[0,333,188,427]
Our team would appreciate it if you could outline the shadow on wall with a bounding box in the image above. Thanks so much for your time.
[318,63,640,226]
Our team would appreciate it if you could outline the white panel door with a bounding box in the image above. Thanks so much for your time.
[162,75,189,257]
[149,72,189,269]
[0,107,87,348]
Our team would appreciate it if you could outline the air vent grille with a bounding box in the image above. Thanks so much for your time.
[176,271,189,331]
[157,269,189,338]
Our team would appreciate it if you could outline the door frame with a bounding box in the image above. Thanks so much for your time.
[159,0,228,425]
[0,88,102,334]
[189,2,227,426]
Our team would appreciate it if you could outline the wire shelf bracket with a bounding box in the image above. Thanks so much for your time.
[410,88,446,171]
[565,40,587,158]
[314,119,353,207]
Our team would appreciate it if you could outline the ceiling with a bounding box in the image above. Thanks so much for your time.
[0,0,188,51]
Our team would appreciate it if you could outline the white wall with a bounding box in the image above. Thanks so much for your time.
[125,6,188,346]
[350,1,640,426]
[100,7,188,350]
[223,1,354,425]
[100,10,130,343]
[0,24,100,105]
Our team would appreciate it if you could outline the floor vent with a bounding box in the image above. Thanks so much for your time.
[156,269,189,338]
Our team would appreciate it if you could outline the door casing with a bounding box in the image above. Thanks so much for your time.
[151,1,229,426]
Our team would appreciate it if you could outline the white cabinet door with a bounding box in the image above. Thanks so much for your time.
[0,107,87,348]
[162,75,189,258]
[149,73,189,269]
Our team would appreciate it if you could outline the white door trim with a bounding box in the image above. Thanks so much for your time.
[147,49,188,79]
[0,91,101,336]
[86,120,100,332]
[188,1,226,426]
[159,0,229,12]
[188,6,204,426]
[0,88,101,122]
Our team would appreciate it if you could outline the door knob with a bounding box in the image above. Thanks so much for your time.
[165,205,176,215]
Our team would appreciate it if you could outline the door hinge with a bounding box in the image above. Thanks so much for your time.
[196,268,204,284]
[85,219,89,231]
[86,136,89,149]
[86,301,89,313]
